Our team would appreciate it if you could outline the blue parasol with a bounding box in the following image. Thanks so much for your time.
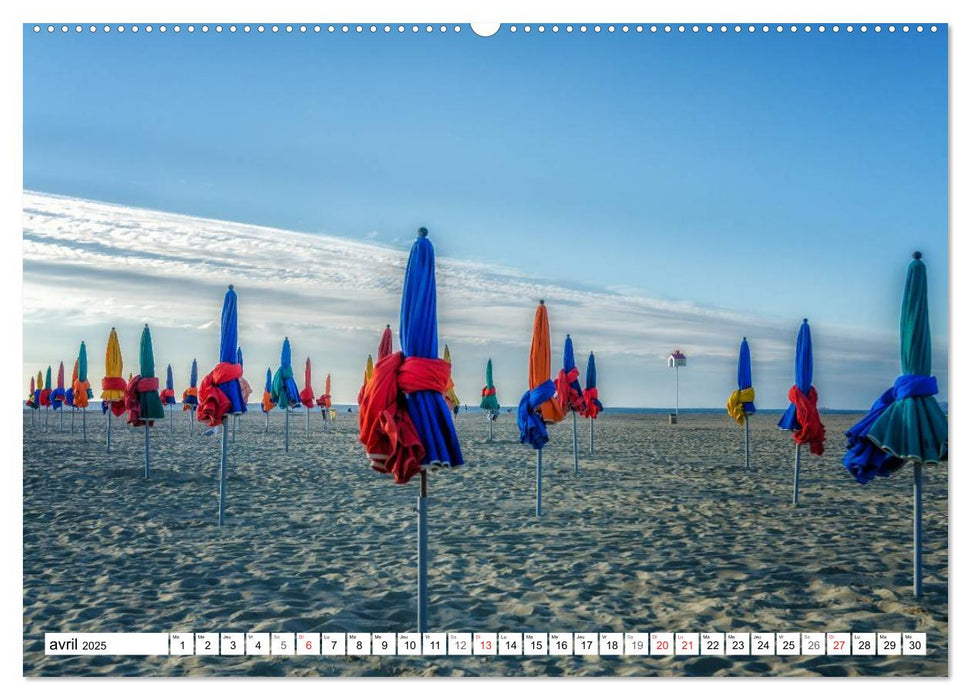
[399,229,463,468]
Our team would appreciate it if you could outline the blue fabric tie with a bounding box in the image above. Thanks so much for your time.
[843,374,939,484]
[518,380,556,450]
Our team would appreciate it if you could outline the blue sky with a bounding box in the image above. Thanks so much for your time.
[22,25,948,408]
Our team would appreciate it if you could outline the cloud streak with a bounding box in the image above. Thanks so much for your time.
[22,192,947,409]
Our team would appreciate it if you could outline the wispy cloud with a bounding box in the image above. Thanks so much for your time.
[22,192,947,409]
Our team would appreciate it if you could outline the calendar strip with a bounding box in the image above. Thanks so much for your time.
[46,632,927,657]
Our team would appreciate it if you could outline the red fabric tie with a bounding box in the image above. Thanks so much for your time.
[358,351,451,485]
[40,389,51,407]
[582,387,601,418]
[555,367,586,413]
[197,362,243,427]
[124,375,159,426]
[788,385,826,455]
[316,394,332,408]
[299,386,316,408]
[481,387,496,397]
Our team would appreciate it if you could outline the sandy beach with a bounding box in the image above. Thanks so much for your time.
[22,409,948,677]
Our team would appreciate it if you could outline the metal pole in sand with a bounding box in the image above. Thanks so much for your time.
[306,408,310,438]
[284,407,290,452]
[572,411,579,476]
[144,423,151,480]
[675,365,680,418]
[71,408,76,434]
[30,409,34,428]
[46,406,49,431]
[744,415,750,469]
[59,409,63,432]
[82,408,86,443]
[792,443,801,506]
[187,408,192,435]
[589,416,594,455]
[219,417,229,527]
[265,412,269,433]
[169,405,173,433]
[536,448,543,516]
[232,415,236,444]
[914,462,923,598]
[417,469,428,633]
[106,407,112,453]
[488,414,494,442]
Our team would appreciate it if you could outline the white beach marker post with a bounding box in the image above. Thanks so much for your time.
[792,443,801,505]
[219,416,229,526]
[914,462,923,598]
[417,469,428,632]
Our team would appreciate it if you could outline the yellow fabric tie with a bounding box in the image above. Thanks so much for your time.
[726,387,755,425]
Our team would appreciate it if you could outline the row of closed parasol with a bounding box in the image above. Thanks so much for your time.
[722,252,947,598]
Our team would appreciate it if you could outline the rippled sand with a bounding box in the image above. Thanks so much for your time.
[22,409,947,676]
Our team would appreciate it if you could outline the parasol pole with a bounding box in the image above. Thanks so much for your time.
[536,448,543,516]
[284,407,290,452]
[914,462,923,598]
[71,407,75,434]
[265,412,269,432]
[488,414,494,442]
[218,417,229,526]
[144,424,151,479]
[106,406,112,453]
[306,408,310,437]
[792,443,801,506]
[169,404,173,433]
[82,408,86,442]
[572,410,579,476]
[30,408,34,428]
[675,364,680,417]
[417,469,429,633]
[187,407,192,434]
[744,415,750,469]
[589,416,594,455]
[59,408,63,432]
[232,415,237,444]
[45,406,49,431]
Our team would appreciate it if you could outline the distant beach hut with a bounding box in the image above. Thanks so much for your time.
[271,337,301,452]
[73,342,93,441]
[778,320,825,505]
[101,328,125,452]
[667,350,687,422]
[442,345,461,414]
[518,300,564,516]
[51,362,66,432]
[125,325,166,479]
[556,334,588,476]
[161,364,177,432]
[198,285,247,525]
[359,227,463,633]
[300,357,316,436]
[842,252,947,598]
[261,367,274,431]
[480,358,500,441]
[727,338,757,469]
[582,351,604,454]
[182,359,199,434]
[316,373,332,422]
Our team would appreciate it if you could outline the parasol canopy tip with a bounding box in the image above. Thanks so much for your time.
[417,227,428,237]
[913,251,922,260]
